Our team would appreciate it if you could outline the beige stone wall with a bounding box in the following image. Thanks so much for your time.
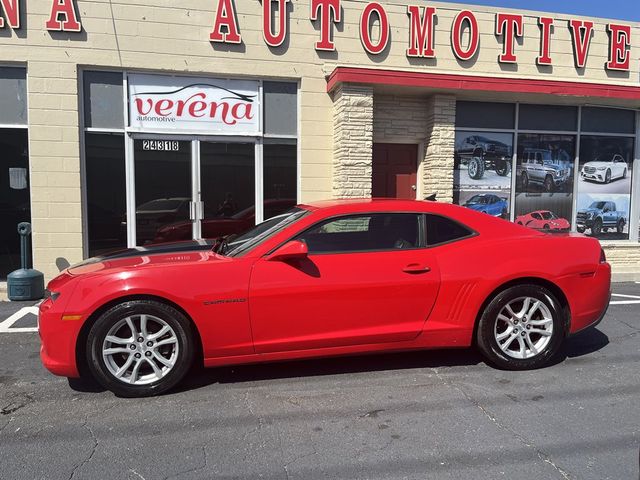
[0,0,639,279]
[422,95,457,204]
[332,84,373,198]
[373,95,429,144]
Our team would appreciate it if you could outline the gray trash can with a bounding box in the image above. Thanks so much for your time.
[7,222,45,301]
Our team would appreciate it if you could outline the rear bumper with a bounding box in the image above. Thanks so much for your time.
[38,297,82,378]
[559,263,611,335]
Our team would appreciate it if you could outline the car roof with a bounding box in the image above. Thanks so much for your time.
[300,198,491,216]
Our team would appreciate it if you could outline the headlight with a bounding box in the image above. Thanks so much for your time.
[44,289,60,302]
[596,166,607,171]
[587,212,594,218]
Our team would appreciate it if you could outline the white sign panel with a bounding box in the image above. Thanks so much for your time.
[128,74,260,134]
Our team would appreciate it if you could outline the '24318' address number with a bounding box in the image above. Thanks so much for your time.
[142,140,180,151]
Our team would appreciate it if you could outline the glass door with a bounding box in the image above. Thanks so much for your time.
[133,139,193,245]
[198,142,256,240]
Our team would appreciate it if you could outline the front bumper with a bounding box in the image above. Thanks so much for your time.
[581,171,605,183]
[39,296,83,378]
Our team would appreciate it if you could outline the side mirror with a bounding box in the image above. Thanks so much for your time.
[266,240,308,262]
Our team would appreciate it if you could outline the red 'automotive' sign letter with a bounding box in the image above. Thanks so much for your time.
[568,19,594,68]
[310,0,341,51]
[45,0,81,32]
[360,2,389,55]
[406,5,436,58]
[262,0,289,47]
[209,0,242,44]
[451,10,479,61]
[537,17,553,65]
[0,0,20,29]
[606,23,631,71]
[495,13,523,63]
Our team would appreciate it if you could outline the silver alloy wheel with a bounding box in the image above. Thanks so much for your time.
[102,314,179,385]
[494,296,554,359]
[468,160,478,177]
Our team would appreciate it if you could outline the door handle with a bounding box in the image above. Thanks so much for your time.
[402,263,431,274]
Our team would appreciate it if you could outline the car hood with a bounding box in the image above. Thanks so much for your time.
[543,163,563,171]
[583,161,613,169]
[579,208,600,215]
[464,202,487,210]
[67,240,220,276]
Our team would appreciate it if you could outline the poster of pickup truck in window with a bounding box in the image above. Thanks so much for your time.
[576,195,629,239]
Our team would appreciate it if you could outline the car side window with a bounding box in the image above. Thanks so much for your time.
[425,214,474,246]
[294,213,421,254]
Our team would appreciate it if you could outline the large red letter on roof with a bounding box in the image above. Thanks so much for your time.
[0,0,20,29]
[209,0,242,44]
[495,13,523,63]
[606,23,631,71]
[310,0,341,51]
[262,0,289,47]
[406,5,436,58]
[568,19,594,68]
[45,0,81,32]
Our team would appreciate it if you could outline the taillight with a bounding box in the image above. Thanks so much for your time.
[599,248,606,263]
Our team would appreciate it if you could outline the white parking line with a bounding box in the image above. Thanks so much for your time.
[610,293,640,305]
[0,306,39,333]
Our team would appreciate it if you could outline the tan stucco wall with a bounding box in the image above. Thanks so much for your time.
[1,0,639,279]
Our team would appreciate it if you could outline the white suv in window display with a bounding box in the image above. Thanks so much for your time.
[581,153,628,184]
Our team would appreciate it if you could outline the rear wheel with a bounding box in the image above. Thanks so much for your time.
[476,285,565,370]
[605,169,611,184]
[495,160,511,176]
[521,172,529,190]
[86,300,195,397]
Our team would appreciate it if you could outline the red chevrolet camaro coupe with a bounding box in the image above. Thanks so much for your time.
[39,199,611,397]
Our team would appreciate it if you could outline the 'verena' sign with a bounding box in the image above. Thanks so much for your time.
[128,74,259,134]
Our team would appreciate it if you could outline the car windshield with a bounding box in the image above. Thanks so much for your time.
[540,211,556,220]
[469,195,490,204]
[594,153,615,162]
[225,208,308,257]
[590,202,607,209]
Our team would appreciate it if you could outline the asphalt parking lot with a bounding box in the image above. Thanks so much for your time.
[0,285,638,480]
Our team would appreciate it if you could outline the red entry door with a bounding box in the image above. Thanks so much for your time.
[372,143,418,199]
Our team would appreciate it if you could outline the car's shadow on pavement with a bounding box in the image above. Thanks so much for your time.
[67,328,610,396]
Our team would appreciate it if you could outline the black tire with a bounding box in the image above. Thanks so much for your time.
[476,285,565,370]
[495,160,511,176]
[521,172,529,190]
[86,300,195,397]
[468,156,485,180]
[592,218,603,236]
[501,208,508,219]
[622,168,627,179]
[543,224,550,230]
[605,169,611,184]
[616,218,625,234]
[544,175,554,192]
[577,226,585,233]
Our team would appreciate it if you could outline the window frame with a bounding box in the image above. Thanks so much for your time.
[288,212,427,255]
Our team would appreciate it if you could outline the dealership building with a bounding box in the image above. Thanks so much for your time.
[1,0,639,291]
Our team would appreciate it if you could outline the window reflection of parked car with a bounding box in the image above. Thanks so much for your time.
[455,135,511,180]
[576,201,626,235]
[153,199,297,243]
[518,149,570,192]
[131,198,191,245]
[515,211,570,231]
[581,153,628,184]
[463,194,508,218]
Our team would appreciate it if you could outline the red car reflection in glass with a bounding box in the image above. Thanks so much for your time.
[39,199,610,397]
[515,210,570,231]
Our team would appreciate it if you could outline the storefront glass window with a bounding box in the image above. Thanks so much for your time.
[85,133,126,257]
[581,107,635,135]
[514,134,576,231]
[519,105,578,132]
[264,140,297,219]
[456,101,515,130]
[264,81,297,136]
[0,66,29,278]
[576,136,634,240]
[83,71,124,129]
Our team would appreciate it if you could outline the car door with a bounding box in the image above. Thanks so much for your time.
[248,213,441,353]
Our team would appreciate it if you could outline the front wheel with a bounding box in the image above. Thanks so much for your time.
[476,285,565,370]
[544,175,555,192]
[467,157,485,180]
[616,218,625,234]
[86,300,195,397]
